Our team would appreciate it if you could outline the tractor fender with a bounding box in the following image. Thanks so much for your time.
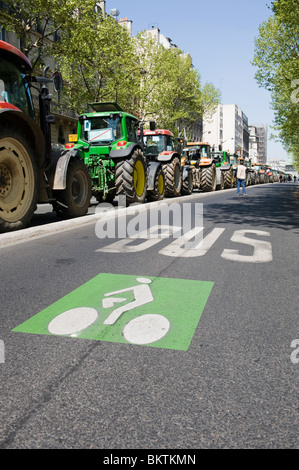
[182,164,192,181]
[147,161,162,190]
[157,151,180,162]
[52,148,79,190]
[109,143,142,159]
[220,163,231,171]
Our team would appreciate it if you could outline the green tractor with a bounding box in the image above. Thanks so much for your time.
[67,102,148,205]
[181,142,233,192]
[210,149,234,189]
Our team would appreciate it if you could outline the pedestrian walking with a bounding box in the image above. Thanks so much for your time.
[236,158,247,195]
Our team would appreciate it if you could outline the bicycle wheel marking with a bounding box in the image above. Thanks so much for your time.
[123,314,170,345]
[13,273,214,351]
[48,307,98,336]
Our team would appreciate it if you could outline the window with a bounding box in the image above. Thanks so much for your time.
[82,115,122,144]
[126,117,138,143]
[0,58,34,117]
[166,135,174,151]
[0,27,6,42]
[58,126,65,144]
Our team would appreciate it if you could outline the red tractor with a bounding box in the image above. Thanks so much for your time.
[140,127,193,200]
[0,40,91,232]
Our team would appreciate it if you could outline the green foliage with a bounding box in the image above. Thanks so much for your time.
[133,33,220,136]
[0,0,80,70]
[253,0,299,166]
[0,1,220,137]
[53,13,137,114]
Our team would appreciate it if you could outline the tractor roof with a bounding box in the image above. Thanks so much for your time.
[87,102,124,113]
[186,141,210,147]
[0,40,32,73]
[142,129,173,137]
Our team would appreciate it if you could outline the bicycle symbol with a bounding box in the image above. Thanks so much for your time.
[48,277,170,345]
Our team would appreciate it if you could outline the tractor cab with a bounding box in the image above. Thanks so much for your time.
[211,149,231,167]
[0,41,34,118]
[181,142,211,167]
[142,129,175,160]
[71,102,139,149]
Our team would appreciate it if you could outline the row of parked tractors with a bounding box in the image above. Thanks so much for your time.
[63,103,279,209]
[0,41,279,233]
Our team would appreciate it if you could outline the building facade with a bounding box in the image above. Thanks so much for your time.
[249,125,267,164]
[203,103,249,157]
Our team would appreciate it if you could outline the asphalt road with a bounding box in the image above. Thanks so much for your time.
[0,182,298,450]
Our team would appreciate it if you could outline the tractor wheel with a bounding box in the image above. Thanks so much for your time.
[224,168,233,189]
[201,164,216,192]
[0,129,37,233]
[219,171,225,190]
[53,158,91,218]
[147,166,165,202]
[181,168,194,195]
[162,157,182,197]
[115,149,147,205]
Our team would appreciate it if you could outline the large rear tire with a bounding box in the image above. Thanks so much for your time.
[162,157,182,197]
[53,158,91,218]
[224,167,233,189]
[0,129,37,233]
[181,168,194,195]
[201,164,216,192]
[115,149,147,205]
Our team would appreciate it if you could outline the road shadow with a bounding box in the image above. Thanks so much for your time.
[203,184,299,231]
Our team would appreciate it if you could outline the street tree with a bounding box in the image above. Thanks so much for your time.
[252,0,299,167]
[134,33,220,136]
[0,0,86,70]
[53,11,138,114]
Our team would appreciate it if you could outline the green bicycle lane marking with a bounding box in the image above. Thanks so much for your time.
[13,273,214,351]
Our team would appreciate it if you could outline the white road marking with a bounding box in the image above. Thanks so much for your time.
[123,314,170,345]
[103,278,154,325]
[221,229,273,263]
[159,227,225,257]
[48,307,98,336]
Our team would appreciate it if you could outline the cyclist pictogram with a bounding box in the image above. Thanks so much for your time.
[13,273,214,351]
[102,277,170,344]
[46,277,170,345]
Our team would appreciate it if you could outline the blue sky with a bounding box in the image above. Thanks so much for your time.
[105,0,289,160]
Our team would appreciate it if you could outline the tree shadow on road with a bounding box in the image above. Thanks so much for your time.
[203,184,299,231]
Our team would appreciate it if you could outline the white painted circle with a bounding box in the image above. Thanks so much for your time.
[123,314,170,345]
[48,307,98,335]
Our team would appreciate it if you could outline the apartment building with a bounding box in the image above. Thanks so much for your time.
[249,125,267,164]
[203,104,249,157]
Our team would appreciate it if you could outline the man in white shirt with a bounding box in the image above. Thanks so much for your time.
[236,158,247,195]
